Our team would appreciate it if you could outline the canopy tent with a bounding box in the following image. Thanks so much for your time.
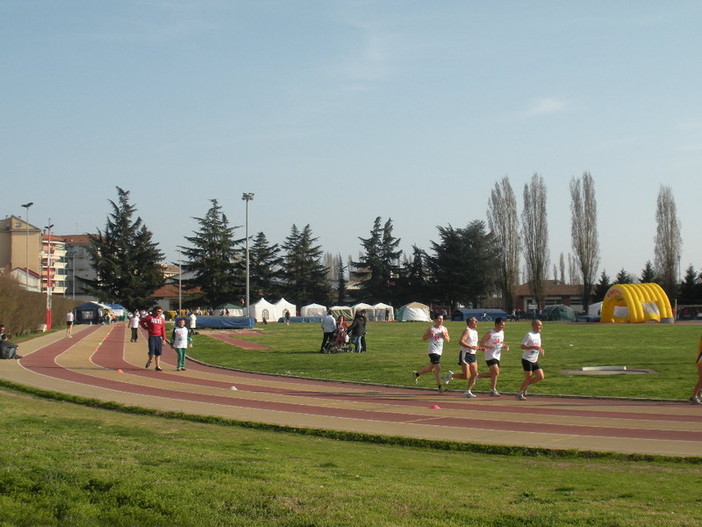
[75,301,107,324]
[249,298,276,323]
[300,303,327,317]
[105,304,128,320]
[351,302,373,317]
[601,283,673,323]
[589,301,602,317]
[371,302,394,321]
[274,298,297,321]
[541,304,576,322]
[216,303,240,310]
[397,302,431,322]
[330,305,353,320]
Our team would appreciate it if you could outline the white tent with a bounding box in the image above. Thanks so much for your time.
[397,301,431,322]
[371,302,394,321]
[330,305,353,320]
[351,302,374,317]
[274,298,297,321]
[300,303,327,317]
[249,298,276,323]
[588,301,602,318]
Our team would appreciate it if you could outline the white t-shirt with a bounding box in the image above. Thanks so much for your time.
[460,328,479,355]
[172,326,190,349]
[427,325,448,356]
[521,331,542,363]
[483,329,505,361]
[129,314,140,329]
[188,313,197,329]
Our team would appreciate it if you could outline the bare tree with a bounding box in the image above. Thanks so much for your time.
[654,185,682,300]
[487,176,520,313]
[521,174,549,310]
[570,172,600,309]
[568,253,580,285]
[559,252,566,283]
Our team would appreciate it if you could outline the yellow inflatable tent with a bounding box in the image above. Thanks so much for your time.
[600,283,673,323]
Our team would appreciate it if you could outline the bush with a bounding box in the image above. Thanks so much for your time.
[0,273,80,337]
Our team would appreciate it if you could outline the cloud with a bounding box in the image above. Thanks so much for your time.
[524,97,570,117]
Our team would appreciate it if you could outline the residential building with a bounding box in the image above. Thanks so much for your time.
[0,215,43,292]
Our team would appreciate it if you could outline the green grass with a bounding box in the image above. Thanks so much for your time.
[189,321,702,399]
[1,389,701,527]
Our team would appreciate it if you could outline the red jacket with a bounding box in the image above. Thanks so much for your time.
[140,315,166,339]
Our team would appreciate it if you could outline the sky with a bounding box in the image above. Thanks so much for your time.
[2,0,701,281]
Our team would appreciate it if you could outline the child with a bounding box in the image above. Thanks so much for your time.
[171,318,192,371]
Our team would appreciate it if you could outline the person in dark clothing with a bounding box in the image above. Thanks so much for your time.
[347,310,367,352]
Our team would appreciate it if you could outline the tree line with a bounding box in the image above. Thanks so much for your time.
[86,180,695,312]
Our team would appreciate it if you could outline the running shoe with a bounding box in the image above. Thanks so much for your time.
[155,367,162,372]
[413,371,420,383]
[489,389,501,397]
[145,359,151,369]
[443,370,454,384]
[690,397,702,405]
[463,390,477,398]
[516,391,527,401]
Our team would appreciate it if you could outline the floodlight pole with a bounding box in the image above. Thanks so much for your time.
[242,193,255,318]
[21,202,33,289]
[44,220,55,331]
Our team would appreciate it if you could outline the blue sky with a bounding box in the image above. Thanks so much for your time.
[2,1,701,282]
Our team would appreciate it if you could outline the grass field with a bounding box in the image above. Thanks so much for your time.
[1,389,701,527]
[189,320,702,400]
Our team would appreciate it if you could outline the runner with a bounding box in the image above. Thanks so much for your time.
[443,317,482,397]
[414,314,451,392]
[690,336,702,405]
[516,319,545,401]
[476,317,509,396]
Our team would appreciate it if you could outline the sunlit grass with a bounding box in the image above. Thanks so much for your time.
[189,321,702,399]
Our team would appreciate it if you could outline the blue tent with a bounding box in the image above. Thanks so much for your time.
[74,302,106,324]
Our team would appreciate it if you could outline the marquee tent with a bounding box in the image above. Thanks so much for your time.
[330,305,353,320]
[397,302,431,322]
[371,302,394,321]
[300,303,327,317]
[351,302,373,316]
[275,298,297,321]
[249,298,276,323]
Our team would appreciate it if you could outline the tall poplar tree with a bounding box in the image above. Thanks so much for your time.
[570,172,600,309]
[87,187,164,308]
[487,176,520,313]
[654,185,682,300]
[521,174,549,309]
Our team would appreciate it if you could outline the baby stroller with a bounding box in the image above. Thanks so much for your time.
[323,325,351,353]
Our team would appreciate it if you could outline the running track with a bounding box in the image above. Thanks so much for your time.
[1,324,700,458]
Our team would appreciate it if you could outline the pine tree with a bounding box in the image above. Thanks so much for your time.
[427,221,497,310]
[593,270,612,301]
[246,232,284,300]
[640,261,657,283]
[179,199,243,307]
[351,217,402,303]
[281,224,331,305]
[615,269,634,284]
[335,255,347,305]
[87,187,164,308]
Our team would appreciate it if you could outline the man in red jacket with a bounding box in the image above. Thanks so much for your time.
[140,306,166,371]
